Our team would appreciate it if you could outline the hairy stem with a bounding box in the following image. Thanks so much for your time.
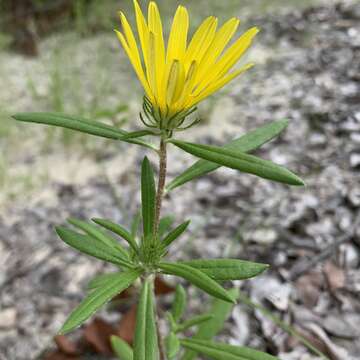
[154,137,168,360]
[154,137,167,238]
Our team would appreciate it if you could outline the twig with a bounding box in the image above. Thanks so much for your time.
[237,290,330,360]
[288,215,360,280]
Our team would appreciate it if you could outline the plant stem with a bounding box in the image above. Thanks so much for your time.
[154,137,167,238]
[154,137,168,360]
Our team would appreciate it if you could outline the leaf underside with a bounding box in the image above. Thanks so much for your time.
[179,259,269,281]
[181,338,280,360]
[55,226,132,267]
[167,119,289,191]
[170,139,304,186]
[12,112,154,149]
[159,262,235,304]
[60,268,142,334]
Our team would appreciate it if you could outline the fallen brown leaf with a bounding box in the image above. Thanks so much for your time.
[43,350,81,360]
[154,276,175,295]
[116,304,137,344]
[295,270,323,307]
[84,317,116,356]
[323,261,346,292]
[54,335,81,356]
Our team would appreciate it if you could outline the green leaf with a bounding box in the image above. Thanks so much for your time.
[166,119,289,191]
[55,226,133,268]
[118,130,157,140]
[158,216,175,238]
[182,288,238,360]
[181,339,280,360]
[179,259,268,281]
[165,333,180,359]
[12,112,156,150]
[111,336,133,360]
[87,271,122,290]
[131,210,142,239]
[60,268,142,334]
[92,218,139,253]
[171,284,187,322]
[159,262,235,304]
[68,218,129,259]
[169,139,304,186]
[141,157,156,240]
[162,220,190,248]
[176,314,213,333]
[134,279,159,360]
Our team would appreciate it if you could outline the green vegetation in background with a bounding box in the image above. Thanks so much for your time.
[25,36,130,152]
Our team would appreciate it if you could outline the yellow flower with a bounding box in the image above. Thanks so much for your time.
[115,1,258,130]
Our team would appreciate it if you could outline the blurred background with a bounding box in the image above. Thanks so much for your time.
[0,0,359,359]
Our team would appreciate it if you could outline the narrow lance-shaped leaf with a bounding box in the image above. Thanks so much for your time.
[159,262,235,304]
[111,335,134,360]
[176,314,213,333]
[162,220,190,248]
[68,218,129,259]
[92,218,139,253]
[158,216,175,238]
[55,226,133,268]
[60,268,143,334]
[171,284,187,322]
[134,279,159,360]
[178,259,269,281]
[182,288,239,360]
[87,271,123,290]
[131,210,142,239]
[119,130,157,140]
[166,119,289,191]
[165,333,180,359]
[141,157,156,240]
[12,112,156,150]
[169,139,305,186]
[181,339,280,360]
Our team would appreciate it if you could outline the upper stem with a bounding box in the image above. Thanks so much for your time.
[153,137,167,239]
[153,138,168,360]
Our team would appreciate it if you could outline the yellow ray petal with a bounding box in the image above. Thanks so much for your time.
[184,16,218,70]
[166,6,189,63]
[166,60,185,108]
[148,2,165,59]
[213,27,259,79]
[115,29,153,100]
[148,31,157,97]
[195,17,240,83]
[187,63,254,107]
[195,26,259,95]
[133,0,150,68]
[148,2,166,103]
[175,60,198,110]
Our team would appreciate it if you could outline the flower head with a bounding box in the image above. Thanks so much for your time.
[116,1,258,131]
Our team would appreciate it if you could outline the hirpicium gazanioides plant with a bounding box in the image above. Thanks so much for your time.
[13,1,305,359]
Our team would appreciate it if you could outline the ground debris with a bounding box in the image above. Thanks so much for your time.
[0,2,359,359]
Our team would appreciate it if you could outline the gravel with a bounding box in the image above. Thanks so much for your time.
[0,2,359,359]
